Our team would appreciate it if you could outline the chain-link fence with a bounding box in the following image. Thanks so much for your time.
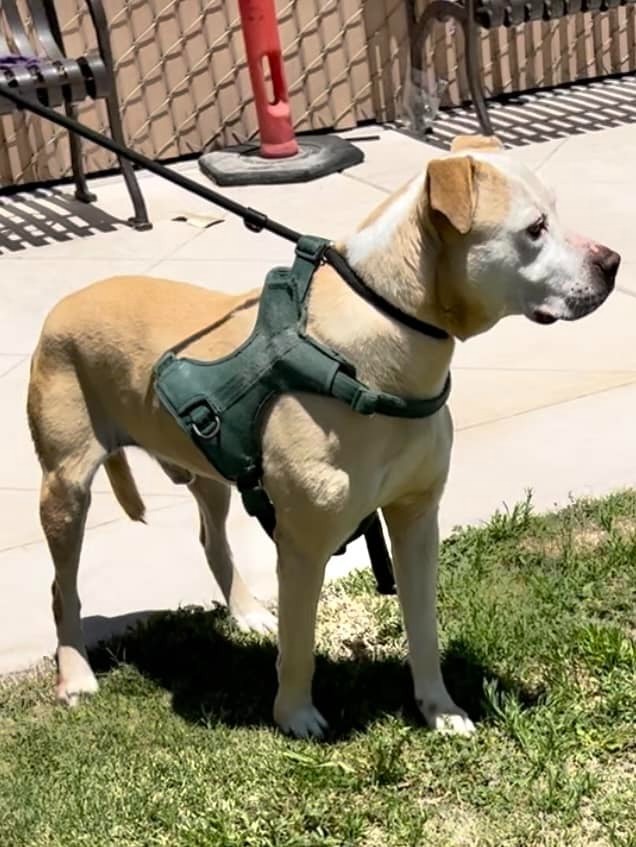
[370,1,636,121]
[1,0,636,185]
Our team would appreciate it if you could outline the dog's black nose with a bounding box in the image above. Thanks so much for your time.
[593,246,621,289]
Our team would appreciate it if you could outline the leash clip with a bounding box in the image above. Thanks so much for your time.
[244,208,269,233]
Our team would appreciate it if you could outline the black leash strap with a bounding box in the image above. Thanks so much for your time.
[0,86,447,345]
[0,84,302,245]
[364,514,397,595]
[325,248,449,340]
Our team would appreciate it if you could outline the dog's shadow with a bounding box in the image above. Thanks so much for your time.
[88,606,542,739]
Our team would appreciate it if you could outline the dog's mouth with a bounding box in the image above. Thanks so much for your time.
[528,291,609,325]
[530,308,559,325]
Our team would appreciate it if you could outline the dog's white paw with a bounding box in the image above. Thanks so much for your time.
[417,694,475,736]
[56,672,99,707]
[55,646,99,707]
[233,604,277,636]
[274,701,328,739]
[432,712,476,735]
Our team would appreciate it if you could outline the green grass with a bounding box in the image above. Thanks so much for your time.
[1,491,636,847]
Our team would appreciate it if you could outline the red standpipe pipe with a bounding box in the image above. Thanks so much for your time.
[238,0,299,158]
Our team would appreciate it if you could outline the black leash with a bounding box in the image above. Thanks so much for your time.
[0,84,450,595]
[0,85,300,244]
[0,85,449,344]
[324,248,449,340]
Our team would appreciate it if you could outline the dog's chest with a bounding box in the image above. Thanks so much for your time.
[263,394,452,511]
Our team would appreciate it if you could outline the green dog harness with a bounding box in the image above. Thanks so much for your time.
[153,235,451,560]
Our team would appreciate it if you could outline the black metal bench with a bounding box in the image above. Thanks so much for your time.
[0,0,150,230]
[406,0,636,135]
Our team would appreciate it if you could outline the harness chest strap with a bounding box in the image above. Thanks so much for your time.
[153,235,451,583]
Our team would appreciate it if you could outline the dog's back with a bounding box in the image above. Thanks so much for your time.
[27,274,261,462]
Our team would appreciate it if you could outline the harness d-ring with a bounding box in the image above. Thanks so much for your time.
[192,417,220,440]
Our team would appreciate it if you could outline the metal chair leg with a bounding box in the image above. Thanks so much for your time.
[84,0,151,230]
[65,101,97,203]
[409,2,462,76]
[408,0,494,135]
[408,2,470,129]
[104,91,152,231]
[463,16,494,134]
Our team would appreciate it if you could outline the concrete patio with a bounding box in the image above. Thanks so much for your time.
[2,124,636,676]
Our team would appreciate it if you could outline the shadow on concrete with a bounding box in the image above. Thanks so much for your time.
[83,610,158,649]
[0,188,122,254]
[395,73,636,151]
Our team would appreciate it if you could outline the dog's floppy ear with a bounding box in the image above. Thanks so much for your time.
[426,156,476,235]
[450,134,504,153]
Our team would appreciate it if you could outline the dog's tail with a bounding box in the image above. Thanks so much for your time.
[104,451,146,523]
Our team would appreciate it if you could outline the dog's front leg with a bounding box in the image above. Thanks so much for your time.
[273,536,328,739]
[383,496,475,735]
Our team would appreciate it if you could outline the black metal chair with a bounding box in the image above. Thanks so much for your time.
[406,0,636,135]
[0,0,151,230]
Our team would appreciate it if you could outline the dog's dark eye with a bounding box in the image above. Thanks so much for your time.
[526,216,547,240]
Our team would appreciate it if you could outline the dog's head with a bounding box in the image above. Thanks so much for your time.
[424,135,620,339]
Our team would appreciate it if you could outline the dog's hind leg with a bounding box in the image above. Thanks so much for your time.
[28,360,106,705]
[188,476,276,635]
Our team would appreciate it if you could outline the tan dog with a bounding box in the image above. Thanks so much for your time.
[27,135,619,738]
